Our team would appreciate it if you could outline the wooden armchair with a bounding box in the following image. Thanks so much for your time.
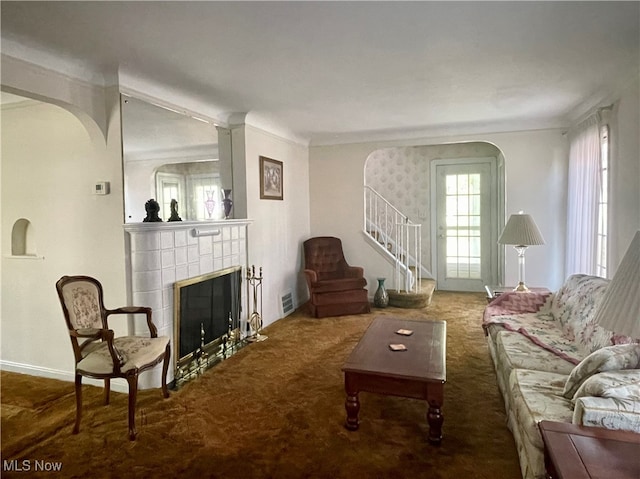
[56,275,171,440]
[303,237,371,318]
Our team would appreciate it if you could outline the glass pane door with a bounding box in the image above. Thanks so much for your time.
[445,173,482,279]
[434,161,495,291]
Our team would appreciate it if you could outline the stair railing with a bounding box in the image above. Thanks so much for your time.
[364,186,422,293]
[395,221,422,294]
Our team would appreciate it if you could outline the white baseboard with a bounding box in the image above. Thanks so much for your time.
[0,360,129,393]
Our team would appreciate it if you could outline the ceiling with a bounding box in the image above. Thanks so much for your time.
[1,1,638,145]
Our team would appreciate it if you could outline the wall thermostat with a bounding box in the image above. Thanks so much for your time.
[93,181,110,195]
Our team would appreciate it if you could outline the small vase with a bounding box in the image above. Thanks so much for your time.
[204,190,216,219]
[222,189,233,219]
[374,277,389,308]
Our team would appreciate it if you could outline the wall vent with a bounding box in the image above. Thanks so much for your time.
[281,290,294,316]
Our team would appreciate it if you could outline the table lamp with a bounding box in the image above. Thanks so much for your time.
[498,212,545,292]
[594,231,640,338]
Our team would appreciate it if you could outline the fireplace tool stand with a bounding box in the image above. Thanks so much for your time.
[247,265,267,342]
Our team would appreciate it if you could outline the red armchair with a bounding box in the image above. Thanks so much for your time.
[303,236,371,318]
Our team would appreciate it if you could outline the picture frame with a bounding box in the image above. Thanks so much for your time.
[259,156,283,200]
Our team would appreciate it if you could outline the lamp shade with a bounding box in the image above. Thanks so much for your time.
[594,231,640,338]
[498,213,545,246]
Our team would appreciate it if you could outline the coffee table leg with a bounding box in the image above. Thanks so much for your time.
[427,402,443,444]
[344,374,360,430]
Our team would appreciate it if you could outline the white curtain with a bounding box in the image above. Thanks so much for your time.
[566,114,601,275]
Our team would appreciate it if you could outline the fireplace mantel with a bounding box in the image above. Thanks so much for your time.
[123,219,252,234]
[123,219,252,388]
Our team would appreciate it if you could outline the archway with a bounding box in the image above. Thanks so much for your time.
[364,141,505,290]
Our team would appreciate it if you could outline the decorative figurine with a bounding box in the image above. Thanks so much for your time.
[143,199,162,222]
[168,198,182,222]
[222,189,233,219]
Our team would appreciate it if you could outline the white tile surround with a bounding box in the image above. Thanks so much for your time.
[123,219,251,388]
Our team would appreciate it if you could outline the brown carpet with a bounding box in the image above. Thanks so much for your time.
[1,291,521,479]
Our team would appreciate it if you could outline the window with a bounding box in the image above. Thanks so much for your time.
[189,174,221,220]
[565,114,608,276]
[156,173,184,221]
[596,125,609,277]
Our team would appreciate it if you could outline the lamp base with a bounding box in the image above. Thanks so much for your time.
[513,282,530,292]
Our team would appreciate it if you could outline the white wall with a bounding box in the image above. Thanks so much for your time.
[610,76,640,270]
[1,95,126,380]
[310,130,569,291]
[243,125,311,327]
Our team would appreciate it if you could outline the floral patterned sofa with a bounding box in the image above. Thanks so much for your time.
[483,274,640,479]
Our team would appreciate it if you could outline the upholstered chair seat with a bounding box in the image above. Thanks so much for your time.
[305,274,367,294]
[77,336,170,376]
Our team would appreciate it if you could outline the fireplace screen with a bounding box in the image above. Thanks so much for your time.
[173,266,242,372]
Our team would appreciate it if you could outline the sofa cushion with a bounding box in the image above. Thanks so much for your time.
[508,369,573,451]
[484,311,583,365]
[548,274,614,356]
[495,331,576,377]
[572,369,640,401]
[562,344,640,399]
[549,274,608,330]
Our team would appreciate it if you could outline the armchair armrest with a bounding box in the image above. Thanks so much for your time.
[73,328,103,339]
[105,306,158,338]
[344,266,365,279]
[304,269,318,285]
[101,328,126,373]
[71,328,125,373]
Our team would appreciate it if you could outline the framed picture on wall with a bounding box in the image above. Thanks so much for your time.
[259,156,283,200]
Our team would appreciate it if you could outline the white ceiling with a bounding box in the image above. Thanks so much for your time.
[1,1,638,145]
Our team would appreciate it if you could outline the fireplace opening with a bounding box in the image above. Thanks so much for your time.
[173,265,243,382]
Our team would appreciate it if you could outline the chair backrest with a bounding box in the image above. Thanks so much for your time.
[56,275,106,331]
[303,237,350,280]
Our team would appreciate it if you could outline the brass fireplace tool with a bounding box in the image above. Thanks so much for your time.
[247,265,267,342]
[194,322,209,373]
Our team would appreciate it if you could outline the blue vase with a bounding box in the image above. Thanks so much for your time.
[374,278,389,308]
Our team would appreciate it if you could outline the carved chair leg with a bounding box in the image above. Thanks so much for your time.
[161,344,170,399]
[104,378,111,405]
[126,375,138,441]
[73,373,82,434]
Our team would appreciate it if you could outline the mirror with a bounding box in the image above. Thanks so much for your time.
[121,94,232,223]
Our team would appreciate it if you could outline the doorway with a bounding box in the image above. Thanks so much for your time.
[431,158,499,291]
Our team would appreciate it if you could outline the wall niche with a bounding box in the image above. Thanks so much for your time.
[11,218,38,257]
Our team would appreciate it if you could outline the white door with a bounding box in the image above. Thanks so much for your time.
[432,160,497,292]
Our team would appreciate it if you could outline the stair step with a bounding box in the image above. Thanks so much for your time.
[386,279,436,309]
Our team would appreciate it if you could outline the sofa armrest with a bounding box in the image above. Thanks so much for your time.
[573,396,640,434]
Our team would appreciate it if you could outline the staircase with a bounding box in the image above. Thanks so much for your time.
[364,186,435,308]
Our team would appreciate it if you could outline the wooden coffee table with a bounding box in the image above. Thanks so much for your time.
[539,420,640,479]
[342,316,446,444]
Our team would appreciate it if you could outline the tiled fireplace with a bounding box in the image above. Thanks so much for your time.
[123,219,251,388]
